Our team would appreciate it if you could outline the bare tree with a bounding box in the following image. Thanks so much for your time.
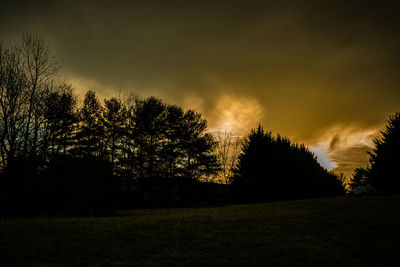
[215,130,242,184]
[0,41,27,171]
[19,33,60,157]
[0,34,61,173]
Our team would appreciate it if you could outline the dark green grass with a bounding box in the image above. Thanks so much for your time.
[1,196,400,266]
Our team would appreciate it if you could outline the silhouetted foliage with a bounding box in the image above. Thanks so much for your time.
[349,167,370,190]
[43,155,116,215]
[0,33,60,175]
[130,97,168,179]
[0,34,353,216]
[102,96,126,173]
[351,112,400,193]
[232,125,344,202]
[43,84,78,157]
[117,96,219,181]
[0,35,222,216]
[179,109,220,180]
[72,90,104,158]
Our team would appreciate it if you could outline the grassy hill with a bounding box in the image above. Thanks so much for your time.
[1,196,399,266]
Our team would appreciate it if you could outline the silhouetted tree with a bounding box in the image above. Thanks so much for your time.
[0,41,27,173]
[20,33,60,160]
[73,90,104,158]
[117,95,137,178]
[102,96,126,172]
[1,34,227,215]
[121,97,220,181]
[364,112,400,193]
[179,110,220,181]
[215,130,241,184]
[0,34,61,181]
[43,84,77,157]
[162,104,185,178]
[232,125,343,202]
[130,96,167,179]
[349,167,370,191]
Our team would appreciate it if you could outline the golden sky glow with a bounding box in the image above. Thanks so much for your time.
[2,0,400,176]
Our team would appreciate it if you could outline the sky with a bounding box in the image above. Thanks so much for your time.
[1,0,400,176]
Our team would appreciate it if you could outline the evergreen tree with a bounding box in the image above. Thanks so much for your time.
[130,96,167,179]
[43,84,77,157]
[73,90,104,158]
[232,125,343,202]
[367,112,400,193]
[124,97,220,181]
[102,97,126,172]
[162,104,185,178]
[349,167,370,190]
[179,110,220,180]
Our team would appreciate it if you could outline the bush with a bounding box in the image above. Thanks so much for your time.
[232,125,344,202]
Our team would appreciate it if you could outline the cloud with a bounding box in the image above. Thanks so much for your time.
[208,94,264,135]
[309,147,336,171]
[307,124,383,176]
[67,74,114,100]
[1,1,400,175]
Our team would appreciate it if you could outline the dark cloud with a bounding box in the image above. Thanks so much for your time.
[1,0,400,173]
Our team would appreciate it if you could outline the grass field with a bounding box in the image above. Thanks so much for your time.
[1,196,399,266]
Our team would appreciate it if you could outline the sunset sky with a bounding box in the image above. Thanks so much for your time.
[2,0,400,176]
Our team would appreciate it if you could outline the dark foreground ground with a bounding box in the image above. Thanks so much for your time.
[1,195,399,266]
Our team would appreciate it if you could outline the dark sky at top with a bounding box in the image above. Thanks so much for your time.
[2,0,400,175]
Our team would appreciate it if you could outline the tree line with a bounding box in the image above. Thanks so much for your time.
[231,126,344,202]
[0,34,223,215]
[0,35,218,180]
[8,34,392,217]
